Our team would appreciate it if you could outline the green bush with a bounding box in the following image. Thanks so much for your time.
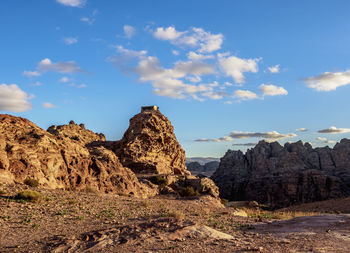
[179,186,200,197]
[24,178,39,187]
[15,190,42,202]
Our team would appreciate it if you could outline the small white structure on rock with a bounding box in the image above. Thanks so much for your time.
[141,105,158,112]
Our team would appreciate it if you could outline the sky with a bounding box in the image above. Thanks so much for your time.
[1,0,350,158]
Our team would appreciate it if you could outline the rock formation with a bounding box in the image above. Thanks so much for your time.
[211,140,350,208]
[112,109,188,175]
[0,114,157,198]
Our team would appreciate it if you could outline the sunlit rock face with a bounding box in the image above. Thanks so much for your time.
[212,140,350,208]
[113,109,189,175]
[0,114,157,198]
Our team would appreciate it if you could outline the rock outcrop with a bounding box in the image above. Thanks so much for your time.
[0,114,157,198]
[112,110,188,175]
[211,140,350,208]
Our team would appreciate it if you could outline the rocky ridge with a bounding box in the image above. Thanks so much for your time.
[211,140,350,208]
[0,109,219,199]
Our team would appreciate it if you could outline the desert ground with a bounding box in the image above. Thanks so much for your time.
[1,183,349,253]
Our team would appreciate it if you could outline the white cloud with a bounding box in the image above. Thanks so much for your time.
[187,51,214,61]
[296,128,308,132]
[268,64,280,73]
[63,37,78,45]
[233,90,258,100]
[80,10,98,25]
[316,137,327,141]
[59,77,69,83]
[195,136,233,143]
[218,53,260,83]
[224,101,232,104]
[232,143,257,147]
[37,58,84,73]
[153,26,223,53]
[124,25,136,39]
[224,81,233,86]
[23,71,40,77]
[172,50,179,56]
[56,0,86,7]
[30,81,42,87]
[42,102,58,108]
[0,84,32,112]
[260,84,288,96]
[304,70,350,91]
[324,140,336,144]
[318,126,350,134]
[229,130,296,140]
[154,26,184,40]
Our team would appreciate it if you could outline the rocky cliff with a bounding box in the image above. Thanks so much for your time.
[112,110,188,175]
[0,114,156,198]
[211,140,350,208]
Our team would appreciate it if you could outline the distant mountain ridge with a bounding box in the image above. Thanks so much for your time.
[212,139,350,208]
[186,157,220,165]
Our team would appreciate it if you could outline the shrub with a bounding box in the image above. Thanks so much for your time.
[168,210,185,221]
[150,176,168,188]
[24,178,39,187]
[85,186,98,194]
[179,186,200,197]
[15,190,42,202]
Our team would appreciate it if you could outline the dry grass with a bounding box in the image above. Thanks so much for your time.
[242,207,320,220]
[15,190,42,202]
[167,210,185,221]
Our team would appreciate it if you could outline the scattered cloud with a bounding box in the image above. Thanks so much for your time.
[30,81,42,87]
[268,64,280,73]
[304,70,350,91]
[69,83,87,88]
[218,53,260,83]
[23,71,40,77]
[232,143,257,146]
[318,126,350,134]
[224,101,232,104]
[56,0,86,7]
[296,128,308,132]
[195,136,233,143]
[172,50,179,56]
[124,25,136,39]
[36,58,84,74]
[260,84,288,96]
[187,51,214,61]
[81,9,98,25]
[42,102,58,108]
[224,81,233,86]
[59,76,70,83]
[233,90,258,100]
[0,84,32,112]
[63,37,78,45]
[153,26,223,53]
[316,137,337,144]
[229,130,296,140]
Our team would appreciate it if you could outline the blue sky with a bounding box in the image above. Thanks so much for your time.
[1,0,350,157]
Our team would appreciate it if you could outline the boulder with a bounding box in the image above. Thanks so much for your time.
[113,110,189,175]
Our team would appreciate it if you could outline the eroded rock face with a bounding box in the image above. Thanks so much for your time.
[113,110,188,175]
[0,114,157,198]
[211,140,350,208]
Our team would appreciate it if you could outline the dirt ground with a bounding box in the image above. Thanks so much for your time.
[1,184,350,252]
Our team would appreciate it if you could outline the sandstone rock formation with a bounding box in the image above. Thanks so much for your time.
[0,114,157,198]
[112,109,188,175]
[211,140,350,208]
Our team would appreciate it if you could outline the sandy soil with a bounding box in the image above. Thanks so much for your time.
[1,184,350,252]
